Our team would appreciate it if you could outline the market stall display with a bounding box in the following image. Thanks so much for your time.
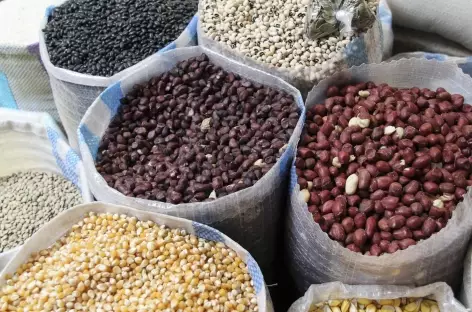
[0,108,92,271]
[78,46,304,282]
[0,202,273,311]
[198,0,392,93]
[289,282,467,312]
[40,0,199,150]
[287,59,472,290]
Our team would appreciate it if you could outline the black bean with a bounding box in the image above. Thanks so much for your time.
[44,0,198,76]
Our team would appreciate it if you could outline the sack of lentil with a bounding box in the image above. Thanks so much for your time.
[198,0,393,95]
[39,0,199,151]
[78,46,305,283]
[0,202,273,311]
[0,0,62,121]
[289,282,466,312]
[286,58,472,292]
[0,108,92,270]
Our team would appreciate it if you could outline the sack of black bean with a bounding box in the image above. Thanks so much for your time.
[0,202,274,311]
[0,108,92,271]
[198,0,392,95]
[289,282,466,312]
[286,59,472,291]
[78,46,304,283]
[39,0,198,150]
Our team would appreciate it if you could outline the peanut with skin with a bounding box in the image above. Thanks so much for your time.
[297,83,472,255]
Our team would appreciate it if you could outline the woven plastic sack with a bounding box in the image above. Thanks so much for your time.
[0,108,93,271]
[388,52,472,79]
[0,202,274,311]
[461,240,472,308]
[0,41,57,121]
[39,6,198,151]
[286,59,472,292]
[289,282,467,312]
[198,0,392,95]
[387,0,472,52]
[0,0,65,120]
[78,46,305,283]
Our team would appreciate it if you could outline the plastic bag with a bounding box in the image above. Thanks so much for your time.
[286,59,472,292]
[0,108,93,271]
[78,46,305,283]
[289,282,467,312]
[0,202,274,312]
[198,0,392,95]
[305,0,376,40]
[39,6,198,151]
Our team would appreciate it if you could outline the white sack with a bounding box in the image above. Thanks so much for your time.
[0,0,66,120]
[387,0,472,52]
[0,108,92,271]
[286,59,472,292]
[460,240,472,309]
[40,7,198,150]
[78,46,305,283]
[198,0,393,95]
[289,282,467,312]
[0,202,274,312]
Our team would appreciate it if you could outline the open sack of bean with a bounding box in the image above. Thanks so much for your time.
[198,0,393,94]
[39,0,198,150]
[78,46,304,283]
[0,108,92,271]
[286,59,472,291]
[288,282,467,312]
[0,202,273,311]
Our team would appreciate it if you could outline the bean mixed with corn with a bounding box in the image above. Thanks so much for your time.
[0,212,258,311]
[310,298,440,312]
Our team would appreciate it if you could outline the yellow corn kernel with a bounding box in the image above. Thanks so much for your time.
[404,301,419,312]
[380,305,396,312]
[329,300,343,307]
[393,299,401,307]
[420,302,431,312]
[358,299,373,305]
[379,300,394,306]
[366,303,377,312]
[429,304,439,312]
[341,300,350,312]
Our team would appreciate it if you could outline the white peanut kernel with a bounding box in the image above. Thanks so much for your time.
[358,90,370,97]
[300,189,310,203]
[348,117,370,129]
[433,199,444,209]
[395,127,404,139]
[345,174,359,195]
[384,126,396,135]
[332,157,342,168]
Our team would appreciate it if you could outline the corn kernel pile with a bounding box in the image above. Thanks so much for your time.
[310,298,440,312]
[0,212,258,311]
